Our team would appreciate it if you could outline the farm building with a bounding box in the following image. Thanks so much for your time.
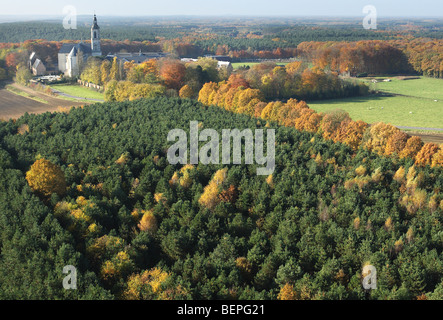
[106,51,169,64]
[29,52,47,76]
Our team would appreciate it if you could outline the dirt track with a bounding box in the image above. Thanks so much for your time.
[411,133,443,145]
[0,83,89,120]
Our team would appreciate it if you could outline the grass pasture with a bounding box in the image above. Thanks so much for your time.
[232,62,289,70]
[308,77,443,129]
[50,84,104,100]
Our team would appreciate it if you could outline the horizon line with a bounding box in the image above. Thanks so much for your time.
[1,14,443,19]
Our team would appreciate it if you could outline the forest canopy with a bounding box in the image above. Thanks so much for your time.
[0,97,442,300]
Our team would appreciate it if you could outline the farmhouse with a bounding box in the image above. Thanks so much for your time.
[180,57,233,72]
[217,60,233,73]
[58,14,102,77]
[29,52,46,76]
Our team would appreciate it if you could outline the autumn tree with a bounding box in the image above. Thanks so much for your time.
[26,158,67,197]
[385,131,410,156]
[393,166,406,183]
[431,145,443,168]
[294,108,322,133]
[415,143,439,167]
[339,120,368,150]
[278,283,298,300]
[199,168,228,210]
[138,210,158,234]
[236,88,265,115]
[104,79,118,101]
[109,56,120,81]
[285,61,304,75]
[100,250,134,286]
[80,57,102,85]
[159,59,186,90]
[124,267,169,299]
[198,82,219,105]
[227,74,250,89]
[179,84,194,99]
[400,136,424,160]
[363,122,400,155]
[320,109,352,141]
[218,185,237,204]
[100,59,111,85]
[123,267,187,300]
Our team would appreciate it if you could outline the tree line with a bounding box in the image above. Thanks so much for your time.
[1,36,443,85]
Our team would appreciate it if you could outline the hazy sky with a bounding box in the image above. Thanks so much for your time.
[1,0,442,17]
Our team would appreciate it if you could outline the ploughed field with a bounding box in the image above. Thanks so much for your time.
[0,83,87,119]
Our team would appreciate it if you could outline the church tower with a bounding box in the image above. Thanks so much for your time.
[91,14,102,56]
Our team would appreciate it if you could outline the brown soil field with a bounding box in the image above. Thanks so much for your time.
[412,133,443,145]
[0,83,89,120]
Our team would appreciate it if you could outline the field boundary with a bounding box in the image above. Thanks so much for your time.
[6,85,49,104]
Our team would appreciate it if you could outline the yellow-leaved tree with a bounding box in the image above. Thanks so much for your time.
[179,84,194,99]
[138,210,158,234]
[26,158,67,197]
[199,168,228,210]
[431,145,443,167]
[124,267,188,300]
[278,283,298,300]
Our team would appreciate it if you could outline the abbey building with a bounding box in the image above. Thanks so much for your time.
[58,14,102,77]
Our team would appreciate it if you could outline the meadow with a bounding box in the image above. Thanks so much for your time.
[308,77,443,129]
[50,84,105,100]
[232,62,289,70]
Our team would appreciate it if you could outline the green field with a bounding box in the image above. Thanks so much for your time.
[50,84,104,100]
[232,62,289,70]
[308,77,443,128]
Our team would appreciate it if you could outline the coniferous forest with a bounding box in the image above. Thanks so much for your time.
[0,97,442,300]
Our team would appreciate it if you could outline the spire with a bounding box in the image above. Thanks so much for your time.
[92,13,100,30]
[91,13,102,56]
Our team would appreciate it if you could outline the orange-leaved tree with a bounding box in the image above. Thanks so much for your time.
[385,131,410,156]
[400,136,423,160]
[415,143,439,167]
[431,145,443,167]
[278,283,298,300]
[159,59,186,90]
